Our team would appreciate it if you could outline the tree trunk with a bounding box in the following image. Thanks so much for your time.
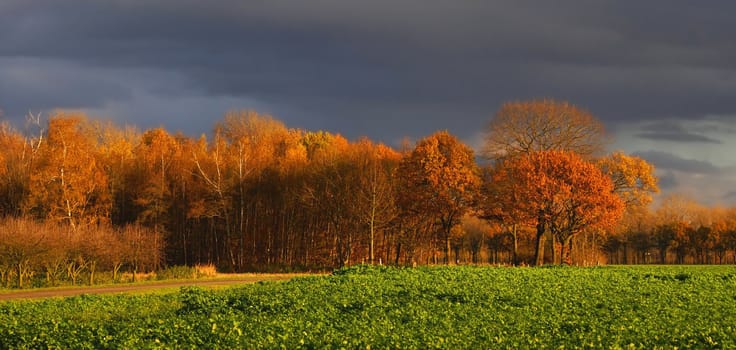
[511,224,519,266]
[16,263,24,289]
[659,247,667,264]
[562,238,573,265]
[534,219,546,266]
[89,262,96,286]
[369,218,375,265]
[395,242,401,266]
[446,232,452,265]
[113,263,122,283]
[551,234,560,265]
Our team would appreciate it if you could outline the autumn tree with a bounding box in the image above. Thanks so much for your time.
[710,210,735,264]
[120,224,163,281]
[206,111,309,268]
[483,99,608,160]
[191,132,238,267]
[597,152,659,208]
[397,131,481,264]
[95,121,140,226]
[303,133,362,267]
[458,216,494,264]
[0,123,28,217]
[0,218,48,288]
[594,153,659,263]
[26,114,110,229]
[392,143,437,266]
[480,164,532,265]
[492,150,624,265]
[655,194,701,227]
[133,128,180,233]
[352,139,400,264]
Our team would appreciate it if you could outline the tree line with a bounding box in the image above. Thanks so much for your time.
[1,99,734,284]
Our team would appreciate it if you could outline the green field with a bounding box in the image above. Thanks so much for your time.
[1,265,735,349]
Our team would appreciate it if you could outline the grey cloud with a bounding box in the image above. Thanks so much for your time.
[635,121,722,143]
[1,0,736,144]
[723,191,736,201]
[636,132,721,143]
[634,151,721,174]
[0,58,134,119]
[690,118,736,134]
[657,171,678,191]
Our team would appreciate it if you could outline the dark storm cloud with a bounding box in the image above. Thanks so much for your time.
[0,58,134,112]
[635,121,722,144]
[634,151,720,175]
[2,0,736,143]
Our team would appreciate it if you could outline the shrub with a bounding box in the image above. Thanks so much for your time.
[156,265,198,280]
[195,264,217,278]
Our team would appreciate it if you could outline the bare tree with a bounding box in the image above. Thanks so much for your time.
[483,99,608,160]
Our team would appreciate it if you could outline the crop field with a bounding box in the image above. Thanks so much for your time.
[1,265,735,349]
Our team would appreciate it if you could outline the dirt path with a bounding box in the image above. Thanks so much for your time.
[0,274,305,301]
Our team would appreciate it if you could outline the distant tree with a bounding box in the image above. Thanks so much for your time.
[0,218,47,288]
[482,99,612,264]
[397,131,481,264]
[133,128,180,233]
[0,123,28,217]
[491,150,624,265]
[459,216,493,264]
[655,194,701,225]
[95,121,140,226]
[483,99,607,160]
[191,133,237,267]
[38,225,68,286]
[480,164,533,265]
[303,133,360,267]
[352,139,400,264]
[597,152,659,208]
[121,224,163,282]
[26,114,110,229]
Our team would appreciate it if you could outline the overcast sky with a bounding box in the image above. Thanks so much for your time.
[1,1,735,206]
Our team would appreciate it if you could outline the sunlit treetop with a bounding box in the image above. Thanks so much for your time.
[484,98,608,160]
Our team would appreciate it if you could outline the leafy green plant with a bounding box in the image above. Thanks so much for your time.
[1,265,736,348]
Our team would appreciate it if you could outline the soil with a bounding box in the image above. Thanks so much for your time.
[0,274,303,301]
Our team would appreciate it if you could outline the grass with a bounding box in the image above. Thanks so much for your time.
[0,272,309,298]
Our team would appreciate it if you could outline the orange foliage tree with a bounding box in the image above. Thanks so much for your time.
[27,114,110,229]
[95,121,139,226]
[0,122,28,217]
[481,163,536,265]
[397,131,481,264]
[133,127,181,233]
[491,150,624,265]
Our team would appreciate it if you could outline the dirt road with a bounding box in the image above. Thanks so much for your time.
[0,274,303,301]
